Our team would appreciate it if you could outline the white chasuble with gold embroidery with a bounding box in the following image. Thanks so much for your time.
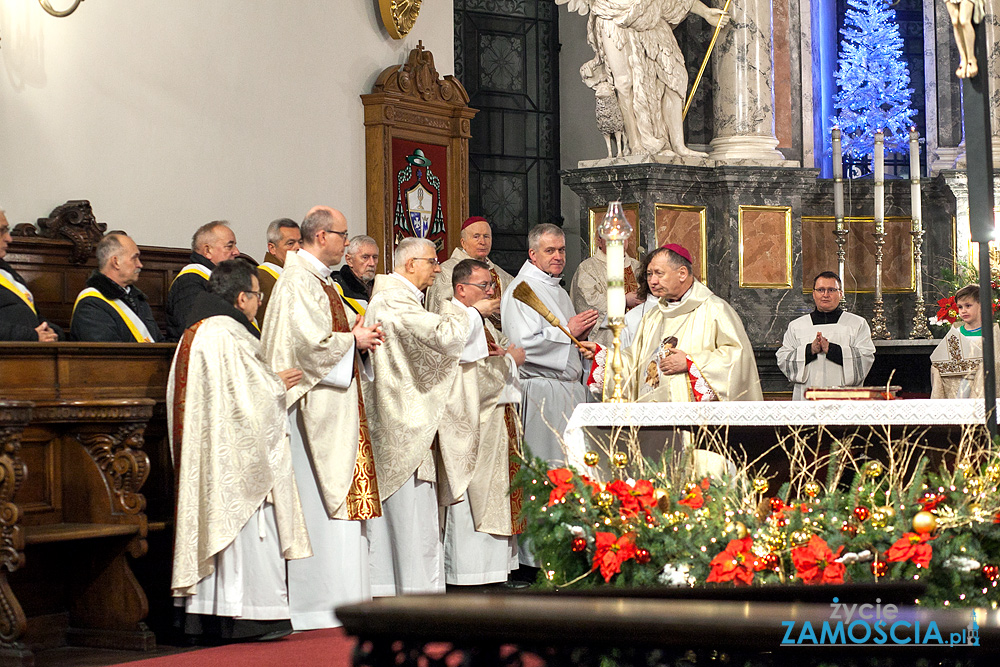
[168,315,311,597]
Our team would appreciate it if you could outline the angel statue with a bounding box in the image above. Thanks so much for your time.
[559,0,730,158]
[946,0,985,78]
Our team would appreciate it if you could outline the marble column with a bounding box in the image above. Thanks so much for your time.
[983,7,1000,166]
[709,0,788,163]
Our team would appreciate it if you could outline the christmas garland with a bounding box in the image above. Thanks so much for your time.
[514,428,1000,607]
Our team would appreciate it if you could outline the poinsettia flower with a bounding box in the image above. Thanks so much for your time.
[936,296,958,325]
[791,535,845,585]
[546,468,575,506]
[580,475,601,495]
[678,478,711,510]
[606,479,656,517]
[920,494,947,511]
[885,532,936,568]
[592,531,637,582]
[706,536,756,586]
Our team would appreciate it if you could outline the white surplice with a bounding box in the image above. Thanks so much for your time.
[776,310,875,400]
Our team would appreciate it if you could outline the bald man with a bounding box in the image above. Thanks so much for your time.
[165,221,241,341]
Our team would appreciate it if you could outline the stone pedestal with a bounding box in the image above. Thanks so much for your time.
[562,162,957,347]
[710,0,788,164]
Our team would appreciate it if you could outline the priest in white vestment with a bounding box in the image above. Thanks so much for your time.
[261,207,385,630]
[777,271,875,400]
[426,216,514,331]
[931,284,1000,398]
[501,224,599,466]
[570,234,643,349]
[365,237,496,595]
[597,244,761,403]
[168,260,311,643]
[442,259,525,586]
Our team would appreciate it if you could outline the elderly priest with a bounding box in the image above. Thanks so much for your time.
[256,218,302,323]
[598,243,761,402]
[165,221,241,341]
[70,233,162,342]
[168,259,311,644]
[0,209,60,341]
[365,237,496,595]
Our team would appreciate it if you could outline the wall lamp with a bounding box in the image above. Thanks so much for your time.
[39,0,85,17]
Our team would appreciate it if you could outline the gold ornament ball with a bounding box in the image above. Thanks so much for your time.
[878,505,896,520]
[870,510,888,528]
[611,451,629,468]
[583,451,600,467]
[595,491,615,508]
[864,461,884,478]
[967,477,984,494]
[912,510,938,535]
[733,521,749,538]
[803,481,821,498]
[985,463,1000,483]
[752,477,769,493]
[790,530,811,547]
[957,460,974,477]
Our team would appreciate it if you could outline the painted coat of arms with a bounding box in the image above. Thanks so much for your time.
[394,148,445,244]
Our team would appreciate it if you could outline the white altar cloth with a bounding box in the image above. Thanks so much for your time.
[562,399,991,471]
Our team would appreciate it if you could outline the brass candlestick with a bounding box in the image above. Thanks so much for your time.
[871,229,891,339]
[607,318,626,402]
[909,228,932,338]
[834,226,849,308]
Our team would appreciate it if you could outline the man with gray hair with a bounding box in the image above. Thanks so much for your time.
[166,221,241,341]
[332,235,379,316]
[501,223,598,466]
[365,236,498,595]
[70,232,162,342]
[257,218,302,323]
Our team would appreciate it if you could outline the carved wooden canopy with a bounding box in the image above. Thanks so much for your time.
[361,42,477,271]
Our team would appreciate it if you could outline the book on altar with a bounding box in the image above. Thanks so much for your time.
[804,386,902,400]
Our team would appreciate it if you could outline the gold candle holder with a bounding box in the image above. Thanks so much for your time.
[909,228,932,339]
[871,229,891,339]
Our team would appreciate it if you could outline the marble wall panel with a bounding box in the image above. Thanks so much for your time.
[802,217,914,292]
[654,205,708,283]
[739,206,793,288]
[773,0,794,151]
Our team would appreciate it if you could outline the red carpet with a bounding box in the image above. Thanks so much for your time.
[112,628,356,667]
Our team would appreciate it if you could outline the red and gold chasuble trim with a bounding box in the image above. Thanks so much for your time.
[321,281,382,520]
[504,404,525,535]
[488,267,504,331]
[171,320,205,480]
[624,265,639,312]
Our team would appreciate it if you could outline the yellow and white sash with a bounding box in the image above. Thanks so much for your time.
[332,280,366,317]
[258,262,281,281]
[72,287,154,342]
[170,263,212,287]
[0,267,37,314]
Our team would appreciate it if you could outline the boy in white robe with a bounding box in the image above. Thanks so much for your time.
[931,283,1000,398]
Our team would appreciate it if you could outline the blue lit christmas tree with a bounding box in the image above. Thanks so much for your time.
[832,0,916,158]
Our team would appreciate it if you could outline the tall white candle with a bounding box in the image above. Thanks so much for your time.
[874,130,885,234]
[606,240,626,320]
[833,127,844,224]
[909,127,921,232]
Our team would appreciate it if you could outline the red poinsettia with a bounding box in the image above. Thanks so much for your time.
[706,536,757,585]
[546,468,575,506]
[885,532,936,568]
[592,531,637,582]
[678,478,711,510]
[936,296,959,325]
[606,479,656,517]
[920,494,947,511]
[791,535,845,585]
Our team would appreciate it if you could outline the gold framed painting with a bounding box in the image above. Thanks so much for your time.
[738,205,793,289]
[801,216,914,293]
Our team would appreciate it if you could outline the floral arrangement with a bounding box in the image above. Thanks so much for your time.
[930,258,1000,329]
[514,425,1000,607]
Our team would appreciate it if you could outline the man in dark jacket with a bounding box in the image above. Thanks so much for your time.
[70,233,162,342]
[165,221,241,341]
[0,209,61,342]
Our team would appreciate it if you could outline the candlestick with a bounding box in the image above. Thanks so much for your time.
[832,127,848,305]
[607,241,626,320]
[909,127,921,232]
[908,128,931,338]
[598,201,634,402]
[874,130,885,234]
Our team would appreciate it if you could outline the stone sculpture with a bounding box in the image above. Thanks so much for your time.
[946,0,985,78]
[559,0,730,158]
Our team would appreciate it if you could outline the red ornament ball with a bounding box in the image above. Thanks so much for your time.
[871,561,888,578]
[983,564,999,582]
[636,548,651,565]
[571,537,587,553]
[769,497,784,513]
[763,553,780,570]
[853,506,871,522]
